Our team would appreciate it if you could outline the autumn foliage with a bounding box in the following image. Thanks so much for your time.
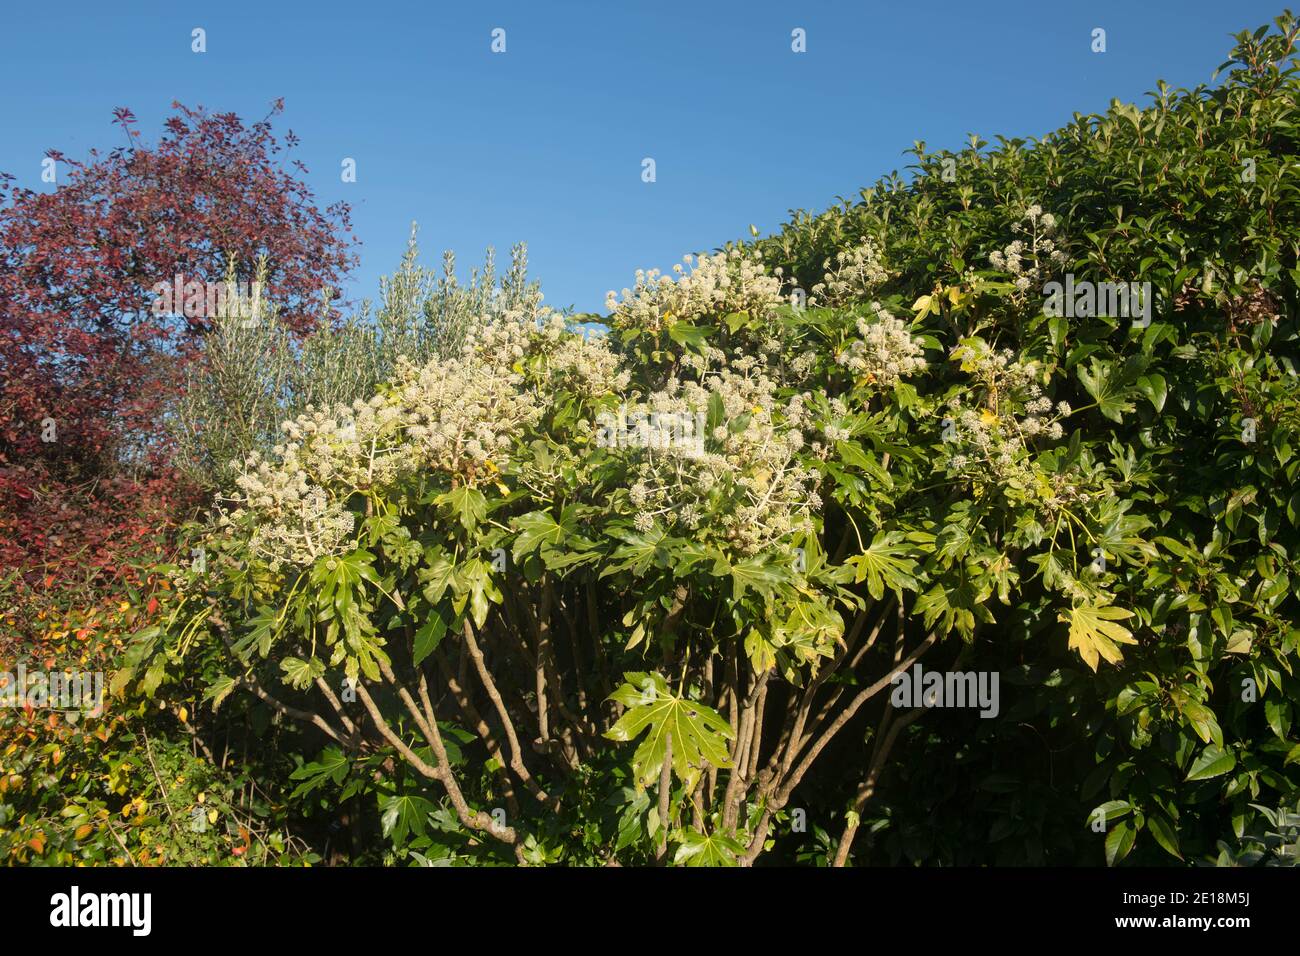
[0,101,356,589]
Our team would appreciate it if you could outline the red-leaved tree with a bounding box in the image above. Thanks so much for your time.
[0,100,356,585]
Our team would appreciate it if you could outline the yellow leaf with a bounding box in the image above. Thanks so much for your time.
[1061,604,1137,671]
[75,824,93,841]
[980,408,999,426]
[207,809,218,825]
[178,706,188,723]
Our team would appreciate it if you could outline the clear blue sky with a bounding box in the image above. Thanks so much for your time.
[0,0,1284,315]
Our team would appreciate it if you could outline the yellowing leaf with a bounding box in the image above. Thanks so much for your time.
[1061,603,1137,671]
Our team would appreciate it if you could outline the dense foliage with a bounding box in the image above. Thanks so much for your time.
[5,14,1300,867]
[0,101,356,594]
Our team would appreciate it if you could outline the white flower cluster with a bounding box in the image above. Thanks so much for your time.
[226,311,628,570]
[232,459,358,572]
[950,340,1040,397]
[835,303,927,387]
[812,239,888,306]
[530,315,631,398]
[988,203,1069,294]
[605,248,784,333]
[609,363,824,554]
[941,345,1087,512]
[392,352,540,476]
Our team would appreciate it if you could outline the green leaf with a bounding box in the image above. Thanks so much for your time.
[1186,744,1236,782]
[437,486,487,534]
[1147,812,1183,861]
[605,672,734,789]
[1265,698,1292,739]
[706,391,726,434]
[412,611,447,666]
[672,829,745,866]
[713,551,787,602]
[849,532,919,600]
[290,747,350,798]
[379,794,435,845]
[1090,800,1133,825]
[512,510,569,562]
[1135,373,1167,412]
[1077,357,1137,423]
[667,322,712,351]
[203,675,239,713]
[602,525,667,578]
[140,657,168,698]
[1104,819,1136,866]
[454,558,502,629]
[1183,701,1222,748]
[280,656,324,690]
[419,548,456,605]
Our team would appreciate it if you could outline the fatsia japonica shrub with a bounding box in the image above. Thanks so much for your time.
[124,231,1151,867]
[121,12,1300,867]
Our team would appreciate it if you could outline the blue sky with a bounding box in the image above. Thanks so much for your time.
[0,0,1284,315]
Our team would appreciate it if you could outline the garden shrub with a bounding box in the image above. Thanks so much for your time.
[36,11,1300,867]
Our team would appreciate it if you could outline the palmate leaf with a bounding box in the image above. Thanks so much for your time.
[673,829,745,867]
[711,549,788,601]
[280,655,324,690]
[605,672,734,789]
[601,524,669,578]
[436,486,487,534]
[1076,357,1138,423]
[289,746,350,799]
[511,507,576,562]
[1060,602,1138,671]
[849,532,920,600]
[379,793,435,845]
[915,578,991,639]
